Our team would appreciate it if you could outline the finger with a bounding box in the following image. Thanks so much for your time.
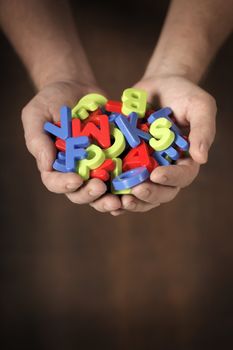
[133,81,156,105]
[110,209,126,216]
[89,194,122,213]
[187,94,217,164]
[66,178,107,204]
[121,194,157,212]
[41,171,83,194]
[130,182,180,205]
[21,103,56,172]
[150,158,200,188]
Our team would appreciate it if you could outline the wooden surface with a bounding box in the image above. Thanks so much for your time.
[1,2,233,349]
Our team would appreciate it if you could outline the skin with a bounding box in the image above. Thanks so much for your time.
[0,0,232,215]
[91,76,215,215]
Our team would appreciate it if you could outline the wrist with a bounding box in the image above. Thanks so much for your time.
[30,49,97,91]
[143,30,211,84]
[143,61,196,83]
[142,55,205,84]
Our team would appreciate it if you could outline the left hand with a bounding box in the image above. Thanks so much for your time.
[90,75,216,215]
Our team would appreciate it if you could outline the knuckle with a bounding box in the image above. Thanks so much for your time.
[206,94,217,112]
[140,188,151,198]
[25,135,39,156]
[40,172,53,192]
[21,104,31,124]
[191,91,217,115]
[134,183,151,197]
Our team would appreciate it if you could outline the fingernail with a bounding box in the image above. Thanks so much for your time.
[199,143,208,162]
[88,188,104,196]
[66,183,79,191]
[152,174,167,183]
[124,201,136,210]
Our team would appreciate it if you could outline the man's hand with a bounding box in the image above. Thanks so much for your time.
[21,80,121,211]
[100,75,216,215]
[22,76,216,216]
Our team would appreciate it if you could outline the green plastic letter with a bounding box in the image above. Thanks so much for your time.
[76,144,105,180]
[149,117,175,151]
[72,93,107,120]
[121,88,147,118]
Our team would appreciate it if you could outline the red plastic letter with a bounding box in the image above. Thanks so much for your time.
[72,115,111,148]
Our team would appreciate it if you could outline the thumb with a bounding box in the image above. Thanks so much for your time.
[187,97,217,164]
[21,104,56,172]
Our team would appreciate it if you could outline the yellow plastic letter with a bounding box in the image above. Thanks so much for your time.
[149,117,175,151]
[72,93,107,120]
[76,144,105,180]
[121,88,147,118]
[104,125,126,159]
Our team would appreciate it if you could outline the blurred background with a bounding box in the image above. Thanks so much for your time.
[1,1,233,349]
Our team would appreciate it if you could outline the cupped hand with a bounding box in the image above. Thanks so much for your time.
[21,80,122,211]
[107,75,216,215]
[22,76,216,215]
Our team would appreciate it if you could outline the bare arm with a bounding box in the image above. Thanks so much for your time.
[106,0,233,215]
[0,0,121,212]
[0,0,96,89]
[144,0,233,83]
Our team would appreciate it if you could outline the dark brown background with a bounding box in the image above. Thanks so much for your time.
[1,1,233,349]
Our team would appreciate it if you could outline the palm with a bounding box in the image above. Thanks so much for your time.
[22,80,118,209]
[107,75,216,214]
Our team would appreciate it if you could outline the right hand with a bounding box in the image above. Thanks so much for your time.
[21,80,122,211]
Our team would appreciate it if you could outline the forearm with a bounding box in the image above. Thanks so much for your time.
[144,0,233,83]
[0,0,96,89]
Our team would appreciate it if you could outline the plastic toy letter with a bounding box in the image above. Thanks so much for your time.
[72,93,107,120]
[65,136,90,172]
[149,117,175,151]
[72,115,110,148]
[111,158,131,194]
[115,112,151,148]
[44,106,72,140]
[76,144,105,180]
[104,126,126,159]
[121,88,147,118]
[153,146,179,166]
[53,152,69,172]
[112,166,150,191]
